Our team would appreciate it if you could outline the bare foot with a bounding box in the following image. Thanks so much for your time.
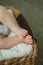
[17,33,33,45]
[16,28,28,38]
[15,28,33,45]
[23,35,33,44]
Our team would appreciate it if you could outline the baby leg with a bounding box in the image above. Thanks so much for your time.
[0,6,33,44]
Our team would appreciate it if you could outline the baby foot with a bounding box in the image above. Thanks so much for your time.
[23,35,33,44]
[16,28,28,38]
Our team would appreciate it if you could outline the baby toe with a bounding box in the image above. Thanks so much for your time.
[21,31,28,37]
[26,35,32,39]
[24,37,33,44]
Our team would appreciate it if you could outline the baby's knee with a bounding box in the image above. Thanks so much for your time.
[0,5,6,16]
[0,5,5,12]
[0,6,4,19]
[0,5,5,10]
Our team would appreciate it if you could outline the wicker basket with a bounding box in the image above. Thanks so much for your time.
[0,6,37,65]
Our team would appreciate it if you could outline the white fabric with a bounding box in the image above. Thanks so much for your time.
[0,9,33,60]
[0,25,10,35]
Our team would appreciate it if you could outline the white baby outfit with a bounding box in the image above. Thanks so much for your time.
[0,9,33,60]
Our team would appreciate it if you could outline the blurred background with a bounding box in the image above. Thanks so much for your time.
[0,0,43,65]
